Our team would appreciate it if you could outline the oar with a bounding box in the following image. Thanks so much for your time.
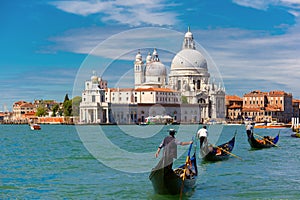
[213,145,243,160]
[253,133,279,147]
[179,165,187,200]
[180,140,193,200]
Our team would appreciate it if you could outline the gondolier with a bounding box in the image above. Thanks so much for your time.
[246,122,254,137]
[197,126,208,147]
[150,132,198,195]
[155,129,192,169]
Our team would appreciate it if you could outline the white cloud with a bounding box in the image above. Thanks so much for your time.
[232,0,300,16]
[50,0,178,26]
[48,23,300,99]
[196,21,300,98]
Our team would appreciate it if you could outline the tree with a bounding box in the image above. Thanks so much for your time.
[63,99,72,116]
[181,96,188,104]
[64,94,69,102]
[51,103,59,117]
[62,93,72,116]
[36,106,48,117]
[72,96,82,116]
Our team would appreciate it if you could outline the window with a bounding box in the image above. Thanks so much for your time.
[197,80,200,89]
[92,95,96,102]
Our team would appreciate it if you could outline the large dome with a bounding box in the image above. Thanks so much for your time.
[171,48,207,71]
[146,61,167,76]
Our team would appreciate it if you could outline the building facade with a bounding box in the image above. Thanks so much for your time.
[12,101,35,123]
[242,90,293,123]
[226,95,243,122]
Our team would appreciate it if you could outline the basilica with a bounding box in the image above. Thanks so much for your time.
[79,28,225,124]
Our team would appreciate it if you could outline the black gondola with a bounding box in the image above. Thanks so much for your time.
[291,133,300,138]
[149,143,197,195]
[200,134,236,161]
[246,130,279,149]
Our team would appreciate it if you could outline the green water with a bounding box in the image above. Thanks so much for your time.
[1,124,299,199]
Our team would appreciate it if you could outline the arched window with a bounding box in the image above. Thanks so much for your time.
[197,80,200,89]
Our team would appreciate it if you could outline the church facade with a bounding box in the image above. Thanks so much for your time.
[79,28,225,124]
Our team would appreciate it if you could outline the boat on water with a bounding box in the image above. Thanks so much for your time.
[246,131,279,149]
[30,124,41,130]
[144,115,174,125]
[291,133,300,138]
[254,122,290,129]
[200,134,236,162]
[149,142,197,195]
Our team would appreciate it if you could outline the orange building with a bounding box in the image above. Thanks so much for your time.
[242,90,293,123]
[225,95,243,122]
[12,101,35,123]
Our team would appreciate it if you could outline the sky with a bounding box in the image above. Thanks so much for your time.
[1,0,300,111]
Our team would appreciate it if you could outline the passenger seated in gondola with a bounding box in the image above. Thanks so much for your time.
[178,160,196,179]
[257,139,266,144]
[263,136,274,144]
[215,148,222,156]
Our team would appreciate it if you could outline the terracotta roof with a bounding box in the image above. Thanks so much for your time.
[293,99,300,104]
[20,103,34,108]
[244,90,267,97]
[268,90,291,97]
[226,95,242,101]
[14,100,27,106]
[106,88,135,92]
[135,87,177,92]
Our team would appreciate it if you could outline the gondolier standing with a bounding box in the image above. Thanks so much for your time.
[197,126,208,147]
[155,129,192,169]
[246,122,254,137]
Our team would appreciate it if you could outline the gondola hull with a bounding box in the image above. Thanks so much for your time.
[247,131,279,149]
[201,135,235,162]
[149,153,197,195]
[291,133,300,138]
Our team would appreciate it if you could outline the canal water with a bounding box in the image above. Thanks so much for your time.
[1,124,300,199]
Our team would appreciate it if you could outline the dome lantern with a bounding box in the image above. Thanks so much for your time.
[182,26,195,50]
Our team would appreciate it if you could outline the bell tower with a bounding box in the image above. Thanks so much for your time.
[134,50,144,89]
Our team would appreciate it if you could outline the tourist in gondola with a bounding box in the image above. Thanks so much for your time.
[155,129,193,170]
[197,125,208,147]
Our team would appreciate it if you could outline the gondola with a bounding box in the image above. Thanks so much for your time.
[246,130,279,149]
[149,142,197,195]
[291,133,300,138]
[200,134,236,162]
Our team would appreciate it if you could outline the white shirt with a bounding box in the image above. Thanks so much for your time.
[246,124,253,131]
[197,128,208,138]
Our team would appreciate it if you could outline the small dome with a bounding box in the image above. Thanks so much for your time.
[91,75,98,83]
[146,52,152,63]
[185,31,193,38]
[171,49,207,71]
[146,61,167,77]
[135,51,142,61]
[152,48,158,56]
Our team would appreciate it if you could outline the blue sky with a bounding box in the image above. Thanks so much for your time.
[1,0,300,111]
